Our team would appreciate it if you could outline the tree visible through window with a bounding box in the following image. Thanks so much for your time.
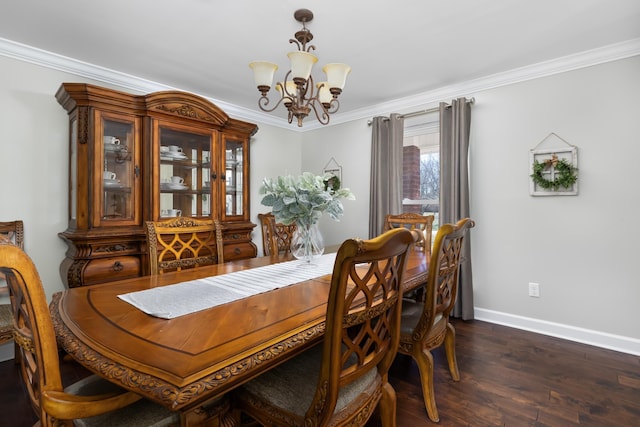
[420,152,439,204]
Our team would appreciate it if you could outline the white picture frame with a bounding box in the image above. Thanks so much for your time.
[322,157,342,183]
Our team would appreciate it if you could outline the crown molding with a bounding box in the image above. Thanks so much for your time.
[2,37,639,132]
[323,37,640,130]
[0,37,289,130]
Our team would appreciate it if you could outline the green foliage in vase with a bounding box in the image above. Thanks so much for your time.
[260,172,355,227]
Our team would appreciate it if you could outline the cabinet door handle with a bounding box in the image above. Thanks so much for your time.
[221,174,226,180]
[211,172,217,180]
[135,165,140,177]
[112,261,124,272]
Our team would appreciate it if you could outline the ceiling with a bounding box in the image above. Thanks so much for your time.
[1,0,639,128]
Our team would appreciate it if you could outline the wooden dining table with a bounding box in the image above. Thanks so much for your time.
[51,248,429,426]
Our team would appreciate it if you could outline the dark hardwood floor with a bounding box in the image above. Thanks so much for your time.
[2,320,639,426]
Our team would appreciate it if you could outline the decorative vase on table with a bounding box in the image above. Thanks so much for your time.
[291,221,325,264]
[259,172,355,265]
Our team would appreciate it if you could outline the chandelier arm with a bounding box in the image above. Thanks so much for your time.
[289,39,302,51]
[310,101,330,125]
[280,72,297,98]
[301,75,314,104]
[257,95,290,113]
[327,98,340,114]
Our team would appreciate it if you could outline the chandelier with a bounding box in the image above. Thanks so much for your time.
[249,9,351,127]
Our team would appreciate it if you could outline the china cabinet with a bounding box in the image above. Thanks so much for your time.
[56,83,258,287]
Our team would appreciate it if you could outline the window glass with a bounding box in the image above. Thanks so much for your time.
[403,116,440,234]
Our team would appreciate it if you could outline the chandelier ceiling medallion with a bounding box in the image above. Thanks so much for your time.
[249,9,351,127]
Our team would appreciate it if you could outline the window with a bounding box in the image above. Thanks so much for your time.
[402,115,440,233]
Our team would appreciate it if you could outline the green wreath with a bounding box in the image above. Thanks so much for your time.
[531,157,578,190]
[324,174,341,193]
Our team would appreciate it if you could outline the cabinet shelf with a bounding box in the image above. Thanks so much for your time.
[159,190,213,196]
[159,190,193,195]
[160,159,214,170]
[103,186,132,194]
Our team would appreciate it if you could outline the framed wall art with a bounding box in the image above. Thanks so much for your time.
[323,157,342,189]
[529,133,578,196]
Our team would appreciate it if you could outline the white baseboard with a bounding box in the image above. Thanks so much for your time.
[474,308,640,356]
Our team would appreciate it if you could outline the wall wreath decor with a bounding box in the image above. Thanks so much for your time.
[323,157,343,188]
[530,133,578,196]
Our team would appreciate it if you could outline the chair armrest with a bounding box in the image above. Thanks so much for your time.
[42,389,142,420]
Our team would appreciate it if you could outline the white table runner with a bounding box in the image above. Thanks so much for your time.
[118,253,337,319]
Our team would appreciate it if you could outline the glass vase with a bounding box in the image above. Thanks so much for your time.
[291,222,325,265]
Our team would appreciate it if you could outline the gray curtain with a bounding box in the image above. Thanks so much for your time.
[369,114,404,238]
[440,98,474,320]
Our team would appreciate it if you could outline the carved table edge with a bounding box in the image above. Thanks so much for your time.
[49,292,325,411]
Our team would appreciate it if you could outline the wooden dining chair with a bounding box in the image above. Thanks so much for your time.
[145,218,225,275]
[397,217,474,422]
[383,212,435,255]
[234,228,416,427]
[383,213,435,303]
[0,220,24,358]
[0,241,180,426]
[257,212,297,256]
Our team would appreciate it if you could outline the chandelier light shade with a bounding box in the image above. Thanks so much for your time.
[249,62,278,89]
[249,9,351,127]
[323,63,351,91]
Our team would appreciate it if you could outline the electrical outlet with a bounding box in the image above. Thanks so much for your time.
[528,282,540,297]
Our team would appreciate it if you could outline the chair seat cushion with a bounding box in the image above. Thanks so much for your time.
[240,344,379,418]
[65,375,179,427]
[399,300,444,337]
[0,303,12,337]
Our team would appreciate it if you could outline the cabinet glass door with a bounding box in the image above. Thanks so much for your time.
[98,113,139,225]
[158,125,214,219]
[223,138,245,218]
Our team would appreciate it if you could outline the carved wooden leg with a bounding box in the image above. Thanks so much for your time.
[181,395,240,427]
[444,322,460,381]
[377,381,397,427]
[413,347,439,422]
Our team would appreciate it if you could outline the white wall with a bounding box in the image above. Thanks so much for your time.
[469,56,640,346]
[2,52,639,357]
[300,119,373,246]
[249,123,302,254]
[299,55,640,354]
[0,56,77,298]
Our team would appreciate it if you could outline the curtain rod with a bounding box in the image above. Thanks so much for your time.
[397,106,439,119]
[399,97,475,119]
[367,97,475,125]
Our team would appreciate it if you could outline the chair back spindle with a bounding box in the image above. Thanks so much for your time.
[258,212,296,256]
[383,213,435,255]
[0,220,25,351]
[145,218,225,275]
